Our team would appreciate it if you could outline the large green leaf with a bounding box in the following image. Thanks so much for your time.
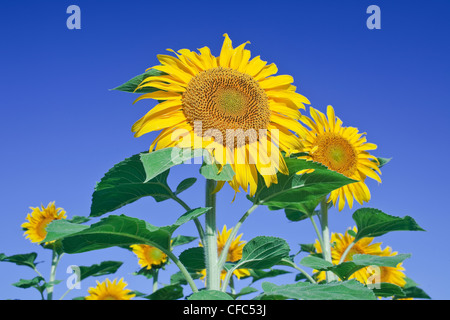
[259,280,376,300]
[47,208,209,254]
[179,247,205,270]
[112,69,166,93]
[234,236,290,270]
[250,157,356,214]
[44,220,89,242]
[188,290,234,300]
[353,208,425,241]
[90,153,173,217]
[77,261,123,281]
[0,252,39,270]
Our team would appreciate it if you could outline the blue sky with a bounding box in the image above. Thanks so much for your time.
[1,0,449,300]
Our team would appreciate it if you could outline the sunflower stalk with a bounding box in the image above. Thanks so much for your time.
[319,197,338,282]
[204,179,220,290]
[46,249,62,300]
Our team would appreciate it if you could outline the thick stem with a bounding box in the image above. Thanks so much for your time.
[46,250,61,300]
[204,179,220,290]
[319,198,338,282]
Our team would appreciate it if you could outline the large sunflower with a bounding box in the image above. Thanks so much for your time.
[199,225,250,282]
[314,227,406,287]
[130,244,168,270]
[85,278,135,300]
[21,202,67,243]
[132,34,309,196]
[298,105,381,211]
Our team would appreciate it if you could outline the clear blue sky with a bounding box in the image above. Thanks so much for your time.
[1,0,449,300]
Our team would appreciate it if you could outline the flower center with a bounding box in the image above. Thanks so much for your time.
[311,133,358,176]
[182,67,270,147]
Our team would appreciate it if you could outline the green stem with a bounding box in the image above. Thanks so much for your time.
[218,203,259,271]
[204,179,220,290]
[46,250,62,300]
[152,269,159,293]
[165,250,198,293]
[319,197,338,282]
[339,241,355,264]
[172,194,205,244]
[309,214,324,249]
[229,276,236,295]
[281,258,316,284]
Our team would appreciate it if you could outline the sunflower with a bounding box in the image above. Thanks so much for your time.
[199,225,250,281]
[85,278,135,300]
[21,202,67,244]
[371,246,407,287]
[314,227,406,288]
[131,34,309,196]
[298,105,381,211]
[130,244,168,270]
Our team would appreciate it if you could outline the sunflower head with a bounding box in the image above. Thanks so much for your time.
[130,244,168,270]
[199,225,250,282]
[131,34,310,197]
[21,202,67,244]
[85,278,135,300]
[298,105,381,211]
[314,227,406,288]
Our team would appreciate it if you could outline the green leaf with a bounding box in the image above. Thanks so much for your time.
[260,280,376,300]
[12,276,45,289]
[52,210,208,254]
[353,208,425,241]
[200,163,235,181]
[376,157,391,168]
[229,286,258,300]
[302,253,411,281]
[179,247,205,270]
[250,157,356,215]
[175,178,197,195]
[234,236,290,270]
[140,148,200,183]
[299,243,317,254]
[66,216,90,224]
[112,69,166,93]
[371,283,405,298]
[394,286,431,300]
[90,153,177,217]
[188,290,234,300]
[0,252,39,270]
[171,235,198,248]
[352,253,411,268]
[145,284,184,300]
[170,271,203,286]
[77,261,123,281]
[299,256,333,270]
[245,269,291,284]
[44,220,89,242]
[325,262,366,281]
